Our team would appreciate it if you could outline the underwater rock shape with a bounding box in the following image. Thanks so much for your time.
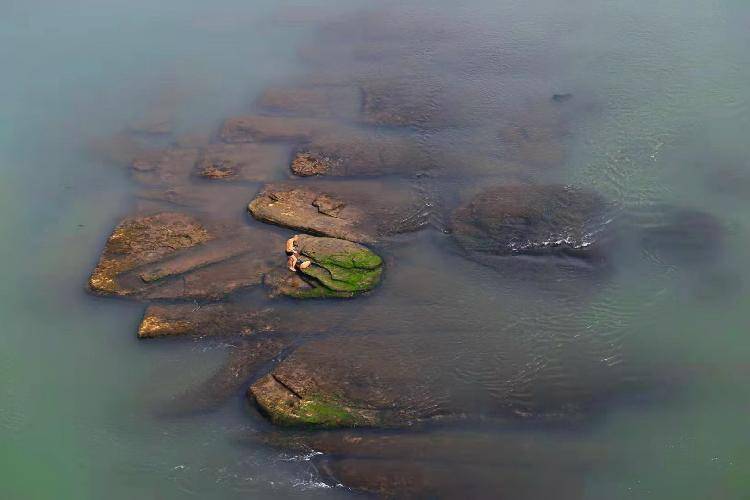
[218,115,335,143]
[256,430,598,498]
[255,84,361,119]
[451,184,611,262]
[289,129,432,177]
[137,303,281,338]
[88,212,212,296]
[269,234,383,299]
[131,148,199,187]
[359,77,461,128]
[196,143,289,181]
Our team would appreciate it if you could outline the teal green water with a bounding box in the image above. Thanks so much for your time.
[1,0,749,498]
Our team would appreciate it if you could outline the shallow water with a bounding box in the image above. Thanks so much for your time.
[2,0,750,498]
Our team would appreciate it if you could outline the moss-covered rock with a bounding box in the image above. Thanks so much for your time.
[250,373,375,428]
[269,234,383,299]
[247,335,452,429]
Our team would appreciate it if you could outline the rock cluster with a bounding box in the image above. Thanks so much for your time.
[83,5,726,496]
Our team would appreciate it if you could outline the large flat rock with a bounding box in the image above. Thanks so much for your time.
[248,180,430,243]
[88,212,212,296]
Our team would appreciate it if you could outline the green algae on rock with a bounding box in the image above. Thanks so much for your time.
[270,234,383,298]
[250,373,375,428]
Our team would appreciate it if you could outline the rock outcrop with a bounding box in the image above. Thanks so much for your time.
[256,84,361,120]
[249,335,446,428]
[289,129,432,177]
[89,213,283,300]
[248,181,430,243]
[88,212,212,296]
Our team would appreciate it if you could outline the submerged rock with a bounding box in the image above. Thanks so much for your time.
[88,212,212,296]
[451,184,610,263]
[289,129,432,177]
[248,181,429,243]
[219,115,335,143]
[137,303,281,338]
[256,84,361,119]
[268,234,383,299]
[131,148,199,187]
[359,77,461,128]
[196,143,288,181]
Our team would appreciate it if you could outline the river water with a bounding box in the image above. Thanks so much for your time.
[1,0,749,498]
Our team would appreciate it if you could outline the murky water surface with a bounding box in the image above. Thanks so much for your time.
[2,1,750,498]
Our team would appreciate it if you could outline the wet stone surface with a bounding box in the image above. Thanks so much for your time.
[88,212,212,296]
[248,181,430,243]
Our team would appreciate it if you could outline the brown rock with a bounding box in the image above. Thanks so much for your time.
[248,181,428,243]
[108,230,283,300]
[137,300,338,339]
[289,152,328,177]
[311,194,344,217]
[137,303,280,338]
[88,212,212,296]
[248,184,372,242]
